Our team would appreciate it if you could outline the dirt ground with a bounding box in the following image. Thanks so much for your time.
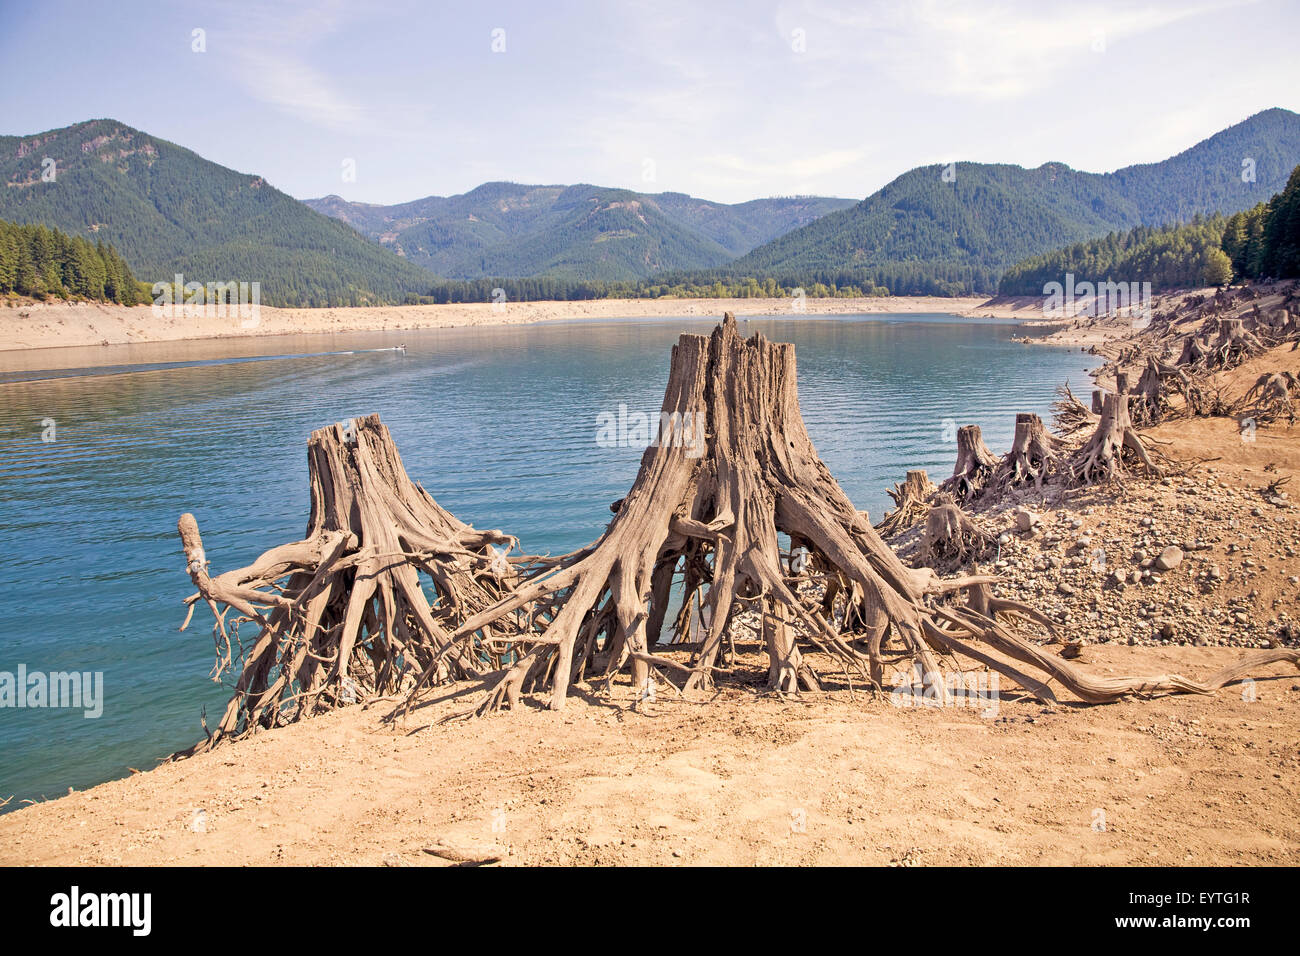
[1,643,1296,867]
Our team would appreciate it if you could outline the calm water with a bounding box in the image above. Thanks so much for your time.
[0,314,1094,806]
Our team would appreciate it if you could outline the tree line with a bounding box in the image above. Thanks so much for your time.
[1222,163,1300,280]
[0,219,141,304]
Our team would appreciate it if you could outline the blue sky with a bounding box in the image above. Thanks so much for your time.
[2,0,1297,205]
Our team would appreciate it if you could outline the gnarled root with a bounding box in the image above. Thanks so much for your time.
[921,496,991,566]
[1070,373,1163,485]
[994,413,1060,489]
[1242,371,1298,425]
[942,424,997,503]
[876,469,937,538]
[175,414,526,752]
[1051,383,1096,434]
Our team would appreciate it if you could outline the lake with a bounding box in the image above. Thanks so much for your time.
[0,313,1095,807]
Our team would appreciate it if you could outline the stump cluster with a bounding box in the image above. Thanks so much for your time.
[178,315,1299,747]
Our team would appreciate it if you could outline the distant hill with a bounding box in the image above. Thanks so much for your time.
[730,108,1300,294]
[0,119,437,306]
[304,185,854,281]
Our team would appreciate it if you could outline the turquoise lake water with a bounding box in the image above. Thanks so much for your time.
[0,313,1096,807]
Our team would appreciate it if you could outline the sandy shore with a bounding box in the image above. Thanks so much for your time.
[0,295,1042,356]
[2,641,1296,866]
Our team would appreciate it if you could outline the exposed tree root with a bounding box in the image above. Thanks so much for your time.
[942,424,997,503]
[993,413,1061,489]
[176,317,1300,746]
[876,469,937,538]
[1051,383,1096,434]
[1132,355,1204,423]
[1203,318,1267,370]
[176,415,527,752]
[921,496,992,567]
[383,315,1293,716]
[1069,373,1163,485]
[1242,371,1299,425]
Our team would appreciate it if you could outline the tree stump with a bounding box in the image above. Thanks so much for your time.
[1070,372,1162,484]
[995,413,1060,488]
[943,424,997,503]
[387,315,1298,715]
[177,414,523,751]
[876,469,937,538]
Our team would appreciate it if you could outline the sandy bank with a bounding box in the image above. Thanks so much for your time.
[1,640,1295,866]
[0,295,1036,356]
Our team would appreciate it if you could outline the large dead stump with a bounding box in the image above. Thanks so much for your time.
[1070,373,1162,484]
[1243,371,1299,424]
[921,495,991,566]
[395,315,1297,714]
[177,414,525,751]
[876,469,937,538]
[994,413,1060,489]
[1205,318,1266,370]
[943,424,997,503]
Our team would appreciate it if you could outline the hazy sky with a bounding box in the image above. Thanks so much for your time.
[2,0,1297,204]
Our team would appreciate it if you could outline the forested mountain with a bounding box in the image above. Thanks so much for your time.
[304,186,854,281]
[731,108,1300,295]
[0,119,437,306]
[999,162,1300,294]
[0,218,140,303]
[5,112,1296,305]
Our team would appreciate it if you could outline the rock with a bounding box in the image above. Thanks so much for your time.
[1153,546,1183,572]
[1057,582,1076,596]
[1013,508,1039,532]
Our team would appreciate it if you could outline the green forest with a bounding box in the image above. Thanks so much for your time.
[0,120,436,308]
[997,216,1233,295]
[0,218,140,303]
[1222,163,1300,280]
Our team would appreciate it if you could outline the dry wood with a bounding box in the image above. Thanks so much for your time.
[876,469,937,538]
[177,315,1299,746]
[1070,372,1163,485]
[384,315,1293,714]
[994,413,1061,489]
[942,424,997,503]
[177,415,527,752]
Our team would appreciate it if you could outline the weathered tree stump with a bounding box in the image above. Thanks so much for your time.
[388,315,1296,713]
[1243,371,1299,424]
[943,424,997,503]
[876,469,937,538]
[1205,318,1266,369]
[921,495,991,566]
[177,415,524,751]
[995,413,1060,488]
[178,316,1300,745]
[1070,373,1162,484]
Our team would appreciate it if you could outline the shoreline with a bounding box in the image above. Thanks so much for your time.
[2,289,1297,863]
[0,295,1046,360]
